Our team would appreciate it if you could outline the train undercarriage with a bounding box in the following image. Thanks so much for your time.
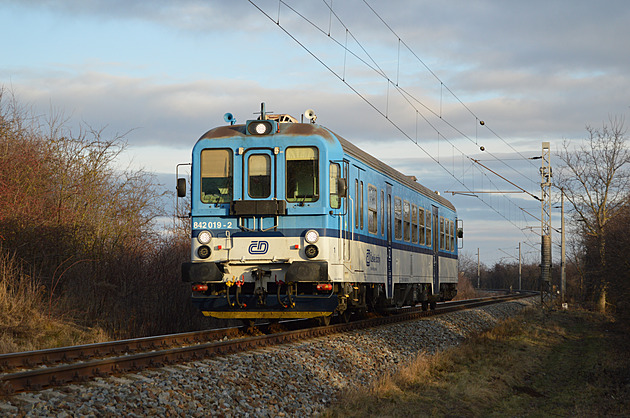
[188,272,458,325]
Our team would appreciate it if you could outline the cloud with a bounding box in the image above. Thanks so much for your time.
[7,0,244,30]
[3,0,628,265]
[6,0,629,146]
[14,0,629,73]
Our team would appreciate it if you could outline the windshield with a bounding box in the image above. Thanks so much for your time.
[200,149,233,203]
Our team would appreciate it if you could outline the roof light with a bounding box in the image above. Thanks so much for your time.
[246,119,277,135]
[255,123,267,134]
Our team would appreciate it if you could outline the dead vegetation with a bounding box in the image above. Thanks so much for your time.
[0,88,217,352]
[323,306,630,417]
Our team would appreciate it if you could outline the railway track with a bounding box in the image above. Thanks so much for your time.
[0,292,534,394]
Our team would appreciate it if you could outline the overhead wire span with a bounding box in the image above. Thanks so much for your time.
[248,0,537,237]
[330,0,539,189]
[362,0,540,171]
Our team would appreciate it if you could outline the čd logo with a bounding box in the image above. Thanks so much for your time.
[248,240,269,255]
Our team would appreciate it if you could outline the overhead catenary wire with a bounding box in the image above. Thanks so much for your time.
[361,0,540,171]
[318,0,539,191]
[247,0,540,234]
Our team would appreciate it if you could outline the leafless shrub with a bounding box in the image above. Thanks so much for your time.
[556,116,630,312]
[0,87,216,343]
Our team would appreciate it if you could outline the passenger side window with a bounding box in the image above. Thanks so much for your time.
[368,184,378,234]
[419,208,425,245]
[412,204,418,243]
[403,200,410,242]
[426,210,432,246]
[440,217,445,250]
[394,197,402,240]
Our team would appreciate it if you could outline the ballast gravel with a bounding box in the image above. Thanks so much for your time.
[2,298,536,417]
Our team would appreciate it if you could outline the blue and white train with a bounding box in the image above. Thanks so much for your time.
[178,104,461,324]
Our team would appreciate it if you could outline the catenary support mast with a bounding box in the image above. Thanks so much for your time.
[540,142,553,311]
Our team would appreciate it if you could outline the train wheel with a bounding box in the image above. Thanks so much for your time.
[430,300,437,310]
[421,301,429,311]
[317,315,331,326]
[340,309,351,323]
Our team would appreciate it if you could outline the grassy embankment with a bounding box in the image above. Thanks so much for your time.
[0,251,108,353]
[324,305,630,417]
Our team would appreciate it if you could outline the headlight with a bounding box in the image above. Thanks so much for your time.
[255,123,268,134]
[247,120,273,135]
[197,230,212,245]
[197,245,211,259]
[305,229,319,244]
[305,244,319,259]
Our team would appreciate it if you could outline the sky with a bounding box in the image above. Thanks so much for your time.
[2,0,629,267]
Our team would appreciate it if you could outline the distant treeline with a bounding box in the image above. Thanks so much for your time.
[461,116,630,323]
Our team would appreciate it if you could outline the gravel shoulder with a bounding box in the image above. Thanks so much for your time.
[1,298,536,417]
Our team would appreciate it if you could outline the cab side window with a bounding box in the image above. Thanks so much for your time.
[286,147,319,202]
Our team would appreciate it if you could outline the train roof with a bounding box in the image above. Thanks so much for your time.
[331,130,456,212]
[198,121,456,212]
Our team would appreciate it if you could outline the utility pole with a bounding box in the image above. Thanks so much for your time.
[477,248,480,289]
[518,242,522,291]
[540,142,553,312]
[561,188,566,306]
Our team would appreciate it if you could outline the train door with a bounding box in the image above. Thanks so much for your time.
[432,205,439,296]
[342,162,351,264]
[244,149,275,199]
[386,184,393,299]
[329,160,348,268]
[346,165,364,266]
[242,149,275,230]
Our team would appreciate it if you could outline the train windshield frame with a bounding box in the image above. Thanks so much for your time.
[286,146,319,203]
[200,148,233,204]
[247,153,272,198]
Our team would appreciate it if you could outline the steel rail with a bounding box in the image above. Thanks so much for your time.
[0,326,246,373]
[0,292,535,394]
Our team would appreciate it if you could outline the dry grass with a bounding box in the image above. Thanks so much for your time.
[0,249,109,353]
[323,307,630,417]
[452,273,479,300]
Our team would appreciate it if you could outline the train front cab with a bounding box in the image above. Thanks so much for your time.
[179,116,350,323]
[178,108,461,323]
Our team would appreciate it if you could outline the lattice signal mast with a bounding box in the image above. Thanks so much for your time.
[540,142,553,310]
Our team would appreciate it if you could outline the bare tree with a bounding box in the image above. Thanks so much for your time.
[556,116,630,310]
